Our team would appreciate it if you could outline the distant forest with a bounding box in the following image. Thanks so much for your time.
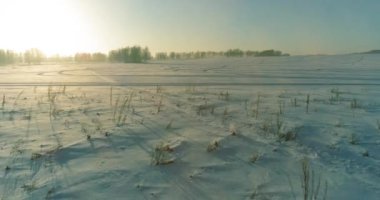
[155,49,289,60]
[359,50,380,54]
[0,47,289,65]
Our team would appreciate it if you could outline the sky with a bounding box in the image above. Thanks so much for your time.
[0,0,379,56]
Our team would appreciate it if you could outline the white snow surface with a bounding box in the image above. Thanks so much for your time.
[0,54,380,199]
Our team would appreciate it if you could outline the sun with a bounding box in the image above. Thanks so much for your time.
[0,0,97,56]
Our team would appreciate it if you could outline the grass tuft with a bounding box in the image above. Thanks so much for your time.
[207,140,219,152]
[349,133,359,145]
[300,158,328,200]
[249,152,261,163]
[151,142,174,165]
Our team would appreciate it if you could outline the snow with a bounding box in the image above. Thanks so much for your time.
[0,54,380,199]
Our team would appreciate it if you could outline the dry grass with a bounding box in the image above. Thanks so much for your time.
[300,158,328,200]
[207,140,219,152]
[249,152,261,163]
[151,143,175,165]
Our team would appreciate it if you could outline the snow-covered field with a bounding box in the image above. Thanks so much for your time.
[1,54,380,199]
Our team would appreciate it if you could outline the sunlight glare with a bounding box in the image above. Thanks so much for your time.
[0,0,96,56]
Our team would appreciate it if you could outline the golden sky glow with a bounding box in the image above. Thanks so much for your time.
[0,0,99,56]
[0,0,379,55]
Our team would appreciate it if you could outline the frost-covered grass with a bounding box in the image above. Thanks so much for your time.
[0,55,380,199]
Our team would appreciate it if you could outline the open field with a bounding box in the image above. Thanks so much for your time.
[1,54,380,199]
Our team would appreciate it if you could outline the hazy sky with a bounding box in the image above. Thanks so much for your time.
[0,0,379,55]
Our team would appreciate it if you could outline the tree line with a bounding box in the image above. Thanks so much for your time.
[0,48,46,65]
[74,52,107,63]
[73,46,153,63]
[108,46,151,63]
[155,49,289,60]
[0,50,18,65]
[0,46,152,65]
[0,46,289,65]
